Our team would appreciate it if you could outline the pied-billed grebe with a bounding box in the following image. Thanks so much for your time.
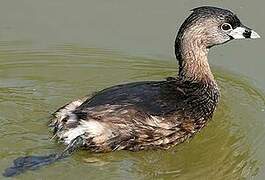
[50,6,260,152]
[3,6,260,177]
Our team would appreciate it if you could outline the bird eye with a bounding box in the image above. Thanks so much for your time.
[221,23,232,31]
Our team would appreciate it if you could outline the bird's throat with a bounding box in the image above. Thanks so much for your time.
[176,33,215,84]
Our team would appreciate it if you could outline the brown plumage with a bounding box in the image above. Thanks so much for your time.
[50,6,260,152]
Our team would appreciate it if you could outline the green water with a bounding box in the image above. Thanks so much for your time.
[0,1,265,180]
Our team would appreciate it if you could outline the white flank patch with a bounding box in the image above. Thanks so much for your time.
[62,120,107,145]
[56,99,85,119]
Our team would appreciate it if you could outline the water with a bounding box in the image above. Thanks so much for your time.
[0,1,265,179]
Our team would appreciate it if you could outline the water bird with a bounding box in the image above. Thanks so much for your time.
[3,6,260,177]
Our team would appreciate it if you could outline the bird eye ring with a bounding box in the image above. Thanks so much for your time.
[221,23,232,31]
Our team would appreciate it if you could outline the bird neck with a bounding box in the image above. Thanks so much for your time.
[175,28,216,85]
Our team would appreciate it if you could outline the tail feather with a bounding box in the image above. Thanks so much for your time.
[49,97,89,141]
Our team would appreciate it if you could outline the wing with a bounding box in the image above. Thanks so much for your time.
[75,78,189,116]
